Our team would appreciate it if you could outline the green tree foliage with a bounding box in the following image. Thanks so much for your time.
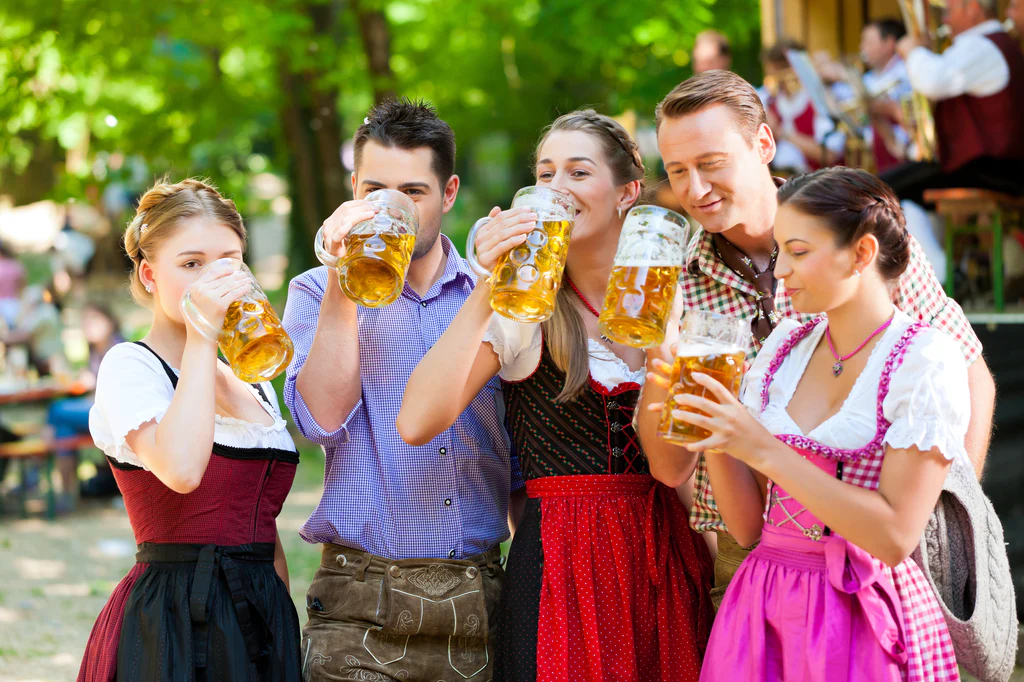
[0,0,761,269]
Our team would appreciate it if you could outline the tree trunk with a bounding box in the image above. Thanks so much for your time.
[277,0,350,274]
[353,0,396,104]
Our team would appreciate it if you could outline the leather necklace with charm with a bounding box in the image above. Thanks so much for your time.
[825,312,895,377]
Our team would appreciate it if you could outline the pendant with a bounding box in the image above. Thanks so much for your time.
[832,361,844,377]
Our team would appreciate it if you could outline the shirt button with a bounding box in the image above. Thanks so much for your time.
[448,550,456,559]
[420,301,428,308]
[444,498,452,506]
[439,447,447,455]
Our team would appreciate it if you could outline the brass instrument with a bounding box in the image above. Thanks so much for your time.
[896,0,946,162]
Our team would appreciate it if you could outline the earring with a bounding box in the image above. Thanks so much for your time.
[853,269,861,277]
[617,206,623,219]
[145,285,152,293]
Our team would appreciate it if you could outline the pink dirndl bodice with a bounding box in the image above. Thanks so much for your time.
[700,320,959,682]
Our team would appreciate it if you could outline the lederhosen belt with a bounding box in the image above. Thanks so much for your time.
[136,542,275,667]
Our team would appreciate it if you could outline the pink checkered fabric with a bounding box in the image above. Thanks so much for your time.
[684,227,982,533]
[758,319,960,681]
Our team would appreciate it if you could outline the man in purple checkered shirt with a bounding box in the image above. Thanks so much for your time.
[635,71,997,611]
[282,100,520,681]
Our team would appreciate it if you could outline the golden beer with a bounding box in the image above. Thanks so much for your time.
[657,343,747,445]
[314,189,419,308]
[220,299,295,383]
[598,264,682,348]
[656,310,751,446]
[489,218,573,323]
[466,186,577,323]
[597,205,690,348]
[337,230,416,308]
[180,259,295,383]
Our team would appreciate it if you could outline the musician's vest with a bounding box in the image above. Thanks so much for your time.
[934,31,1024,173]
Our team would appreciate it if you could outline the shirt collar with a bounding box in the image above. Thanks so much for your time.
[410,233,474,302]
[956,19,1005,41]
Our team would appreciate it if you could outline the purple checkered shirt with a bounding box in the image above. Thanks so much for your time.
[282,235,522,560]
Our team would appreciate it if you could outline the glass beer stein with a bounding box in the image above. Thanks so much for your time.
[315,189,418,308]
[180,259,295,383]
[657,311,751,446]
[466,186,576,323]
[598,206,690,348]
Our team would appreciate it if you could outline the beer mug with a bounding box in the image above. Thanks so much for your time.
[657,311,750,446]
[315,189,418,308]
[180,259,295,383]
[466,186,576,323]
[598,206,690,348]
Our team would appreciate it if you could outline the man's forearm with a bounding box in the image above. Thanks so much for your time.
[965,356,996,480]
[295,277,362,433]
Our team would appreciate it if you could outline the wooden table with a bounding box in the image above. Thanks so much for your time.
[0,384,87,406]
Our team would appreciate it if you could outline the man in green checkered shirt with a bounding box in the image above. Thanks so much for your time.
[635,70,996,609]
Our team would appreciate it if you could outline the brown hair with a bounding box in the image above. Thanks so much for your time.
[777,167,910,281]
[125,177,247,306]
[353,98,457,188]
[535,109,646,403]
[655,70,768,143]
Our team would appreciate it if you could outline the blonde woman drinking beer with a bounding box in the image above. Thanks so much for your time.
[398,110,712,682]
[79,179,301,682]
[649,168,964,682]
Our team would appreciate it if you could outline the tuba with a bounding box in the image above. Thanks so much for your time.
[896,0,945,162]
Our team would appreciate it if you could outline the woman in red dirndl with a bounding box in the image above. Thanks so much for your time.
[398,111,713,682]
[78,179,301,681]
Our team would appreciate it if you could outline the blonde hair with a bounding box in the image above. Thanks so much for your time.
[535,110,646,403]
[124,177,247,306]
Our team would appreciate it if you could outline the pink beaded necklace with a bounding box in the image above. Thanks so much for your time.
[825,312,895,377]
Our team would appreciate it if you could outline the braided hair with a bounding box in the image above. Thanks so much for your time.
[778,167,910,281]
[537,109,646,196]
[124,177,247,305]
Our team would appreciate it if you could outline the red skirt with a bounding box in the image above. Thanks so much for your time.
[528,474,713,682]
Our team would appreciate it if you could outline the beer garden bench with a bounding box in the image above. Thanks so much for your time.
[0,433,95,520]
[925,188,1024,312]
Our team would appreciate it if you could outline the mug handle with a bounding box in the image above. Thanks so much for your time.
[180,290,223,343]
[314,226,341,268]
[465,217,496,279]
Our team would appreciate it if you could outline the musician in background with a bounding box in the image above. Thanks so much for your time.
[760,41,844,174]
[884,0,1024,202]
[861,18,913,174]
[693,30,732,73]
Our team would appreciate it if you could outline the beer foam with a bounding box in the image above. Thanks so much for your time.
[674,340,743,356]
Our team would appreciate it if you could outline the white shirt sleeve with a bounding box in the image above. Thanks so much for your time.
[881,327,971,466]
[482,313,543,382]
[905,35,1010,100]
[88,343,175,469]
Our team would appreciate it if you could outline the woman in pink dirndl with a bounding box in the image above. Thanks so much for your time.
[655,168,966,682]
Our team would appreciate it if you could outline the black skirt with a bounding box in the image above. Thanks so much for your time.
[494,498,543,682]
[117,543,301,682]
